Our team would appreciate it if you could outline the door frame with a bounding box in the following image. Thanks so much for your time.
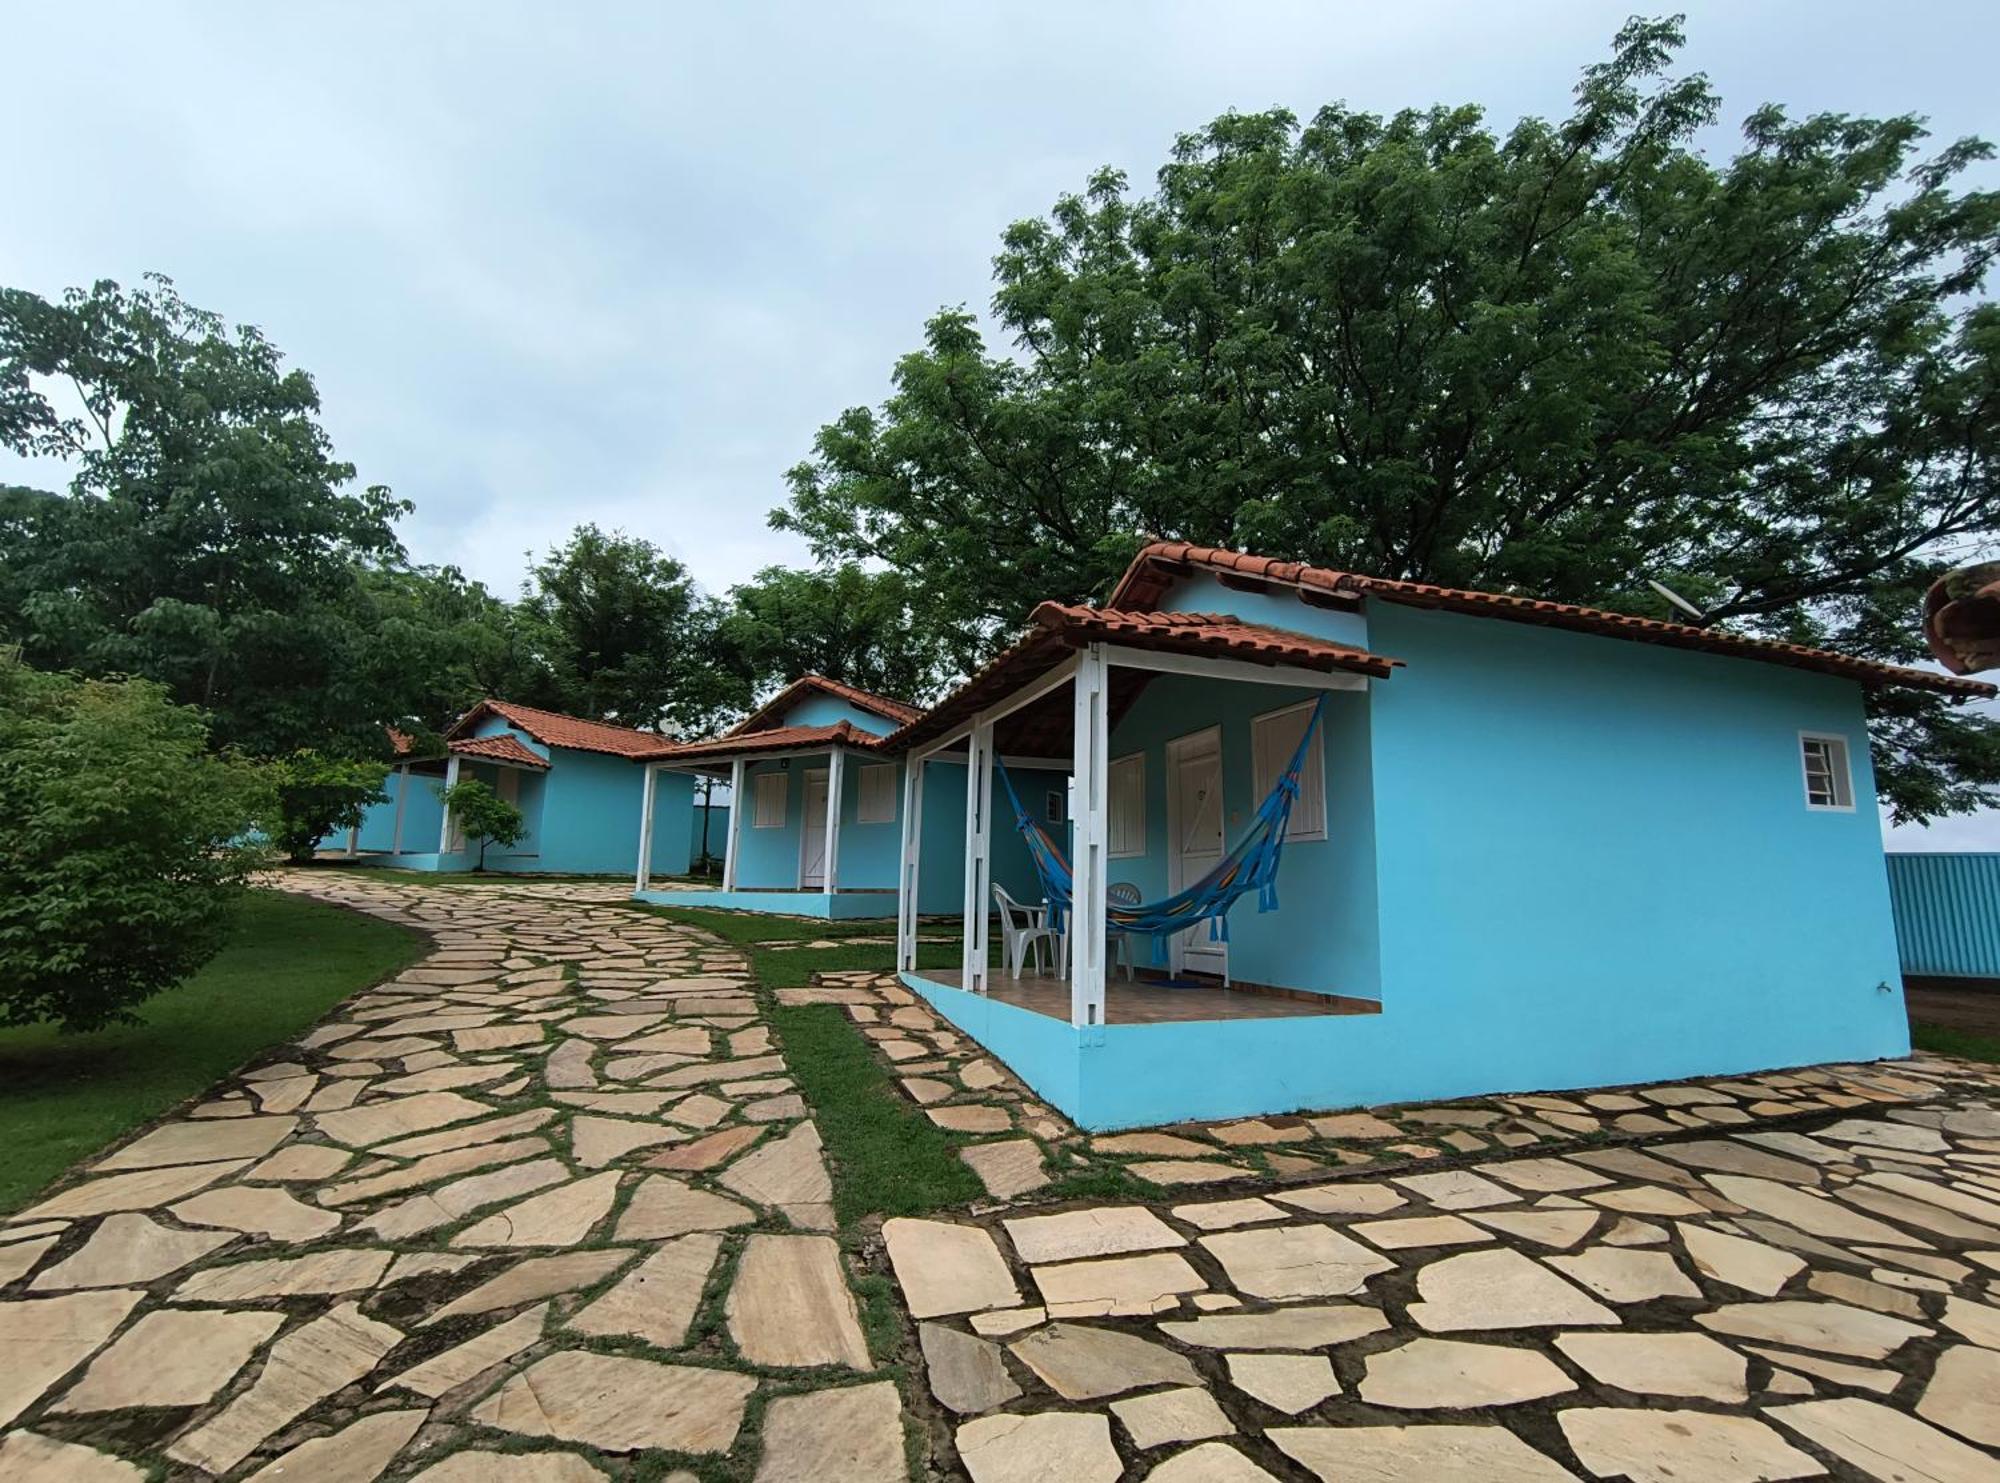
[1164,725,1226,978]
[798,767,830,888]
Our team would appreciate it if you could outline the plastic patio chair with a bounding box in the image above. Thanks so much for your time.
[992,882,1060,979]
[1107,882,1141,980]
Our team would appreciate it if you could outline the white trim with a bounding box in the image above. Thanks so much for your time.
[824,751,844,895]
[1101,644,1368,692]
[1165,725,1228,982]
[1070,644,1110,1026]
[962,719,996,995]
[1107,752,1146,859]
[1251,698,1328,842]
[722,758,745,890]
[1799,731,1856,812]
[636,762,658,891]
[390,763,409,855]
[799,767,831,887]
[438,755,462,853]
[856,762,898,823]
[898,757,925,970]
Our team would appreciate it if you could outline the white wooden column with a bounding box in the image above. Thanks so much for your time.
[722,758,745,891]
[897,756,925,971]
[437,755,462,853]
[823,748,844,897]
[961,722,996,996]
[1070,644,1110,1027]
[635,762,658,892]
[344,825,360,858]
[389,763,410,855]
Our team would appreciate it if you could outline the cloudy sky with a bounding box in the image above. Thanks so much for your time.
[5,1,1997,843]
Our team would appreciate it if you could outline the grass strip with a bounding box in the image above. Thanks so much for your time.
[1912,1021,2000,1064]
[625,903,890,947]
[769,1001,982,1223]
[0,890,425,1212]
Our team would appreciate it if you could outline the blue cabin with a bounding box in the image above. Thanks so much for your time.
[634,675,1059,918]
[893,542,1995,1130]
[323,700,695,876]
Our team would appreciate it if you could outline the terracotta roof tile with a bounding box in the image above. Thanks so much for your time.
[449,734,550,769]
[660,719,888,763]
[1109,542,1996,698]
[730,674,922,737]
[445,700,671,758]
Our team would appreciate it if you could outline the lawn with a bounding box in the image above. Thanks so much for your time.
[1912,1023,2000,1064]
[0,889,426,1212]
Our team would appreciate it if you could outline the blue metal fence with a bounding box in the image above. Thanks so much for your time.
[1886,852,2000,978]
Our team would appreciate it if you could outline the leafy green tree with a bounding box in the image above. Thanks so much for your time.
[267,751,391,864]
[519,524,721,732]
[777,18,2000,822]
[352,564,558,735]
[0,274,413,759]
[716,563,954,705]
[0,656,269,1032]
[440,778,526,871]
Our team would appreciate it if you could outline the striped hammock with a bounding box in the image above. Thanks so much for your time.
[994,692,1327,948]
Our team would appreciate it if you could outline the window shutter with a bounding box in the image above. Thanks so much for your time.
[1108,754,1145,857]
[1253,704,1326,841]
[752,772,788,828]
[857,763,897,823]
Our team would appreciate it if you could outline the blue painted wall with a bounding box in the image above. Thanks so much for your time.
[774,693,902,736]
[1886,853,2000,977]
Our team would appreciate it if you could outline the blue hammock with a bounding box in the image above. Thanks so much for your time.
[994,693,1327,953]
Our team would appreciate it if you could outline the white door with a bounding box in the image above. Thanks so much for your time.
[799,769,829,888]
[1166,728,1227,976]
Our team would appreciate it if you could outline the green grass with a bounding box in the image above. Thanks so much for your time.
[306,862,657,887]
[625,903,896,947]
[753,941,965,990]
[1912,1022,2000,1064]
[770,1003,983,1222]
[0,890,426,1213]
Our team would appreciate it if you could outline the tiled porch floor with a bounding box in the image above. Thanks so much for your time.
[919,967,1379,1024]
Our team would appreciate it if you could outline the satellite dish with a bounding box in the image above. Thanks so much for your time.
[1923,561,2000,675]
[1646,579,1708,624]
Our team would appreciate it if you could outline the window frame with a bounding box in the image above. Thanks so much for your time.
[750,770,788,828]
[1107,751,1147,859]
[1251,700,1328,842]
[856,762,898,824]
[1798,731,1856,813]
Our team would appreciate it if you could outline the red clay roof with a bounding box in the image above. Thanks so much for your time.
[662,720,888,763]
[449,734,550,769]
[890,604,1401,752]
[1110,542,1996,698]
[730,674,921,737]
[446,700,670,758]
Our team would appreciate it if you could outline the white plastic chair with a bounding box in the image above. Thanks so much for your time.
[1053,883,1143,981]
[993,883,1060,978]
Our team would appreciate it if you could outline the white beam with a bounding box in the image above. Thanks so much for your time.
[961,717,995,996]
[823,748,844,896]
[437,754,461,853]
[912,652,1083,767]
[390,763,409,855]
[1100,645,1369,692]
[897,757,924,971]
[635,762,658,893]
[1070,644,1109,1027]
[722,757,745,891]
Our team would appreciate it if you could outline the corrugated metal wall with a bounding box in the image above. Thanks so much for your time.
[1886,852,2000,977]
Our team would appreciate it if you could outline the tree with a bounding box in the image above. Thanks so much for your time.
[440,778,526,871]
[519,525,722,733]
[267,751,391,864]
[777,17,2000,822]
[0,274,414,759]
[0,656,269,1032]
[715,563,956,705]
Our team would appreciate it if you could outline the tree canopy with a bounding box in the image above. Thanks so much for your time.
[776,17,2000,821]
[715,563,953,706]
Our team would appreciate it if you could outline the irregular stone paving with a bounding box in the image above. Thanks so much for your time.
[0,872,905,1480]
[876,1040,2000,1479]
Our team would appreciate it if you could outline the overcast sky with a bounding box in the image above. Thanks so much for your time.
[5,2,1997,844]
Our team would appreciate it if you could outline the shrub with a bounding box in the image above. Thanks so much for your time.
[439,777,526,870]
[0,657,270,1032]
[268,749,391,863]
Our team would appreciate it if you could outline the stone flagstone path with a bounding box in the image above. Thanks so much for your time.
[0,872,903,1481]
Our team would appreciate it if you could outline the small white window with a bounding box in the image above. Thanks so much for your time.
[1252,701,1327,841]
[856,763,897,823]
[1800,733,1855,811]
[1108,753,1146,858]
[751,771,788,828]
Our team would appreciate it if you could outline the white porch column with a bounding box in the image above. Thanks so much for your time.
[1070,643,1110,1027]
[962,720,996,996]
[823,748,844,897]
[722,758,745,891]
[344,825,359,858]
[897,756,925,972]
[635,762,658,892]
[389,763,410,854]
[437,754,461,853]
